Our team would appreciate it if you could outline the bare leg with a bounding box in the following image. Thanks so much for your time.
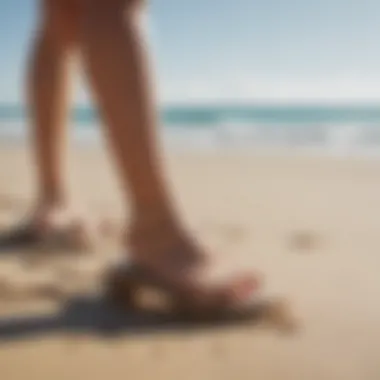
[29,1,77,210]
[80,0,258,306]
[21,1,91,246]
[81,1,185,253]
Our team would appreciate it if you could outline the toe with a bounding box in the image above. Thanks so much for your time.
[218,272,262,305]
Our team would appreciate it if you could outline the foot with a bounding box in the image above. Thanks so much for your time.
[10,202,95,251]
[112,219,262,314]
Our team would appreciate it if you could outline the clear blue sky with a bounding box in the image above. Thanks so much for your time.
[1,0,380,104]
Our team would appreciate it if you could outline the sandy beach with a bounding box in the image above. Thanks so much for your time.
[0,144,380,380]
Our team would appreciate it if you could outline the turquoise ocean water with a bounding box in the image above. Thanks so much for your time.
[1,104,380,155]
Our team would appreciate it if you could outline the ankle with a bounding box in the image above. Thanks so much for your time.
[130,201,178,229]
[36,193,69,211]
[32,197,82,222]
[126,208,186,254]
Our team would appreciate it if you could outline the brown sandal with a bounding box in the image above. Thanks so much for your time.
[105,260,263,321]
[0,221,93,252]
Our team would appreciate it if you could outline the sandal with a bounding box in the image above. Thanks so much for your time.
[105,259,263,321]
[0,220,93,252]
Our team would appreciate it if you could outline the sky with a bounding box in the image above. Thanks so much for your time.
[1,0,380,105]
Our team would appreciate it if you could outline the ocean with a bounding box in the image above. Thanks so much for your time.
[1,104,380,156]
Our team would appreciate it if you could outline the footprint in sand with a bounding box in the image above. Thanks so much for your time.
[289,231,320,252]
[259,298,299,334]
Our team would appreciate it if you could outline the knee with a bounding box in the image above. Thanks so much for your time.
[38,0,82,45]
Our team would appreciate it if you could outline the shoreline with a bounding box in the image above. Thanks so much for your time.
[1,137,380,163]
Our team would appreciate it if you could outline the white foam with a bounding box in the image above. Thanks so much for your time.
[1,120,380,158]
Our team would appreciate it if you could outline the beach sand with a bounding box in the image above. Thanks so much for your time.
[0,144,380,380]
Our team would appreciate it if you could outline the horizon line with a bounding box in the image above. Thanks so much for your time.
[1,101,380,109]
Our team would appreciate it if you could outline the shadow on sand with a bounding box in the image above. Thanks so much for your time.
[0,225,51,256]
[0,294,295,343]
